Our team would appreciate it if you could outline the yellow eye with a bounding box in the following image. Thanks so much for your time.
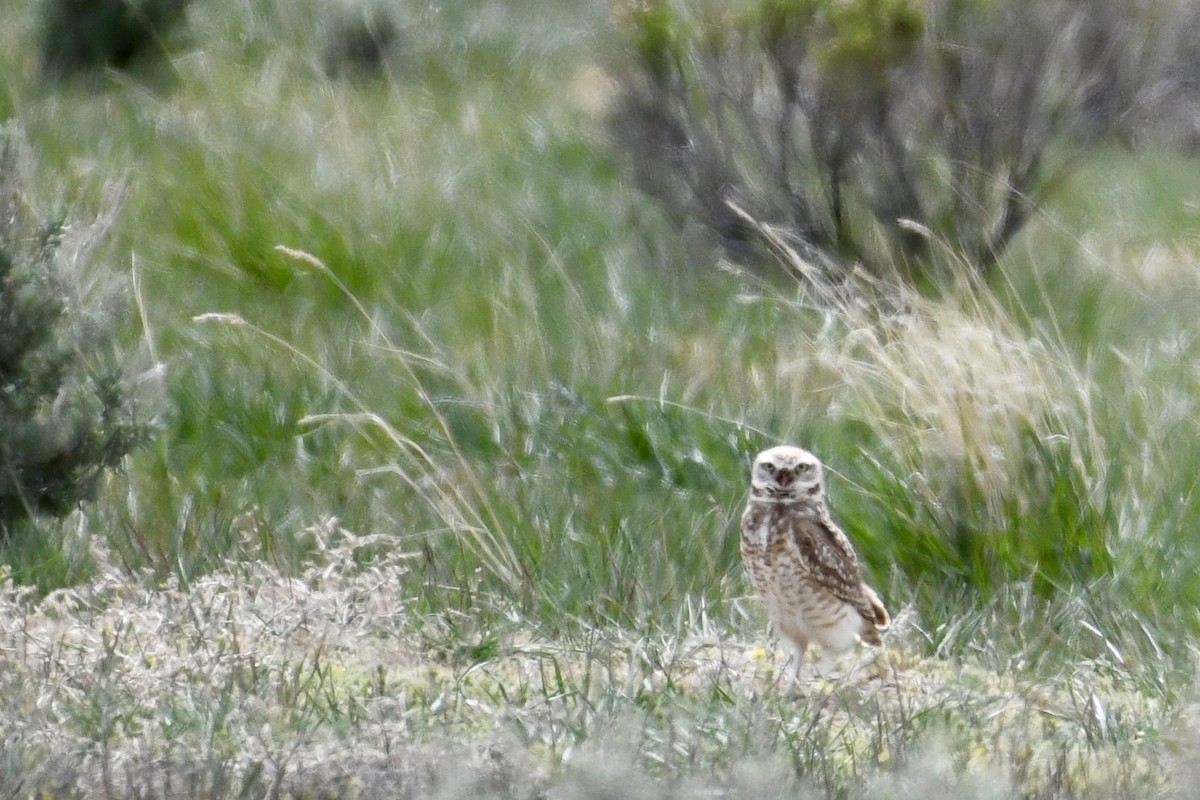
[762,463,776,473]
[797,463,809,472]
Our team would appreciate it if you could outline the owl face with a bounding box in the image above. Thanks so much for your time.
[749,445,824,503]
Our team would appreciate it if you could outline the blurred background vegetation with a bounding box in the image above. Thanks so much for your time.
[4,0,1200,656]
[2,0,1200,793]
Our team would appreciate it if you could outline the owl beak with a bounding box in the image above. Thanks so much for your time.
[776,470,794,488]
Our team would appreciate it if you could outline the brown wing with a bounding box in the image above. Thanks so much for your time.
[790,511,889,630]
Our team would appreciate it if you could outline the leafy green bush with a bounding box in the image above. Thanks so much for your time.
[0,125,148,538]
[322,4,400,79]
[609,0,1194,288]
[38,0,191,79]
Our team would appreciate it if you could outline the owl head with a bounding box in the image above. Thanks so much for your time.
[749,445,824,503]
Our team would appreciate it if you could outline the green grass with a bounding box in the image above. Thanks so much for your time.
[2,0,1200,797]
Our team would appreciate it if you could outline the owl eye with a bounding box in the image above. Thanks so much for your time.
[762,463,776,474]
[797,463,810,472]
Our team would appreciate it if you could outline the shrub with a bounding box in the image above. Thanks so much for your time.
[0,125,148,538]
[323,5,400,79]
[609,0,1194,289]
[38,0,191,79]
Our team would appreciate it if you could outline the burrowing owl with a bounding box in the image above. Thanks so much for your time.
[740,445,889,674]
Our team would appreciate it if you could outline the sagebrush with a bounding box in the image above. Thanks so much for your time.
[609,0,1197,288]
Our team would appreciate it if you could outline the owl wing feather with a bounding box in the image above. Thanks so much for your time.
[790,512,889,630]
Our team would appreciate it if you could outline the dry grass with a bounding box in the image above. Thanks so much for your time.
[0,529,1186,799]
[776,282,1090,524]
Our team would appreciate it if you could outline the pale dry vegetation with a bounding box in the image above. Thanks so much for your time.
[0,529,1190,799]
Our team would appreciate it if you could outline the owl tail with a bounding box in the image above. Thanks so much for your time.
[859,584,890,645]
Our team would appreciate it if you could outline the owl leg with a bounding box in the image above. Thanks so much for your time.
[812,648,834,679]
[781,631,809,681]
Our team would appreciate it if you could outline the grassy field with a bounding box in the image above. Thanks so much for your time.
[3,1,1200,796]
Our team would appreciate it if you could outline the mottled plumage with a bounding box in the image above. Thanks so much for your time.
[740,445,889,673]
